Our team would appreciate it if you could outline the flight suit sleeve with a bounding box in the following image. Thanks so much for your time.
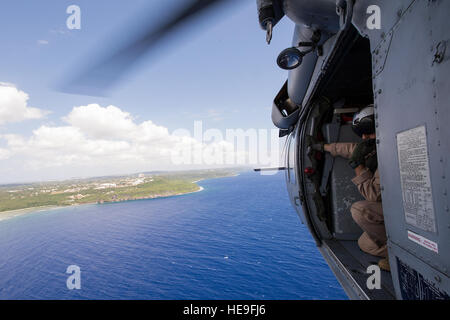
[351,168,382,202]
[326,143,357,159]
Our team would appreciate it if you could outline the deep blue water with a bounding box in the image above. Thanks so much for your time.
[0,171,346,300]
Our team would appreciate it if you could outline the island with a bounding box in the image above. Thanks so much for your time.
[0,168,243,215]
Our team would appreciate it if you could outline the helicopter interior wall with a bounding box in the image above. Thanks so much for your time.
[324,124,364,240]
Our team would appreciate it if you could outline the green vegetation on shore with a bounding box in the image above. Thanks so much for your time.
[0,169,242,213]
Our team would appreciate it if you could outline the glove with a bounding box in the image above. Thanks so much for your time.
[311,142,324,152]
[348,139,376,169]
[365,153,378,173]
[306,135,324,152]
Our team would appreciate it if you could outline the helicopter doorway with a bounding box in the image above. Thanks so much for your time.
[294,31,396,299]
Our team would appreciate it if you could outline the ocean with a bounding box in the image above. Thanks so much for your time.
[0,171,347,300]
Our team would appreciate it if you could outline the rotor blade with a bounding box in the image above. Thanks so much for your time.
[61,0,228,96]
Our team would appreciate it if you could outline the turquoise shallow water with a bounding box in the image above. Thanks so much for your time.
[0,171,346,299]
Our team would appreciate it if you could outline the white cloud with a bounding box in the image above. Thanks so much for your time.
[0,104,243,180]
[0,148,11,160]
[63,104,137,139]
[0,83,47,125]
[37,40,49,45]
[0,99,281,183]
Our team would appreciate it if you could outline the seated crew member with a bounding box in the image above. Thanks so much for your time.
[315,105,390,271]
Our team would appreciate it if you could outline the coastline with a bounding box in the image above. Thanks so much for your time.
[0,185,205,223]
[0,205,61,222]
[0,173,239,223]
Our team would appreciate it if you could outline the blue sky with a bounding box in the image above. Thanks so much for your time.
[0,0,295,183]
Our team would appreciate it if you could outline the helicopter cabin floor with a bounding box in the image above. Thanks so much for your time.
[322,239,396,300]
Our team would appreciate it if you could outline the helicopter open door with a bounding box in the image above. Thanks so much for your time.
[279,21,398,299]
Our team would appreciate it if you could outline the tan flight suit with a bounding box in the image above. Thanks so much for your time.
[327,143,387,258]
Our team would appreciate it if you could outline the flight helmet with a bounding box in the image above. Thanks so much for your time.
[352,105,376,137]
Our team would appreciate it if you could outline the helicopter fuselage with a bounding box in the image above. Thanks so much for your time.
[265,0,450,300]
